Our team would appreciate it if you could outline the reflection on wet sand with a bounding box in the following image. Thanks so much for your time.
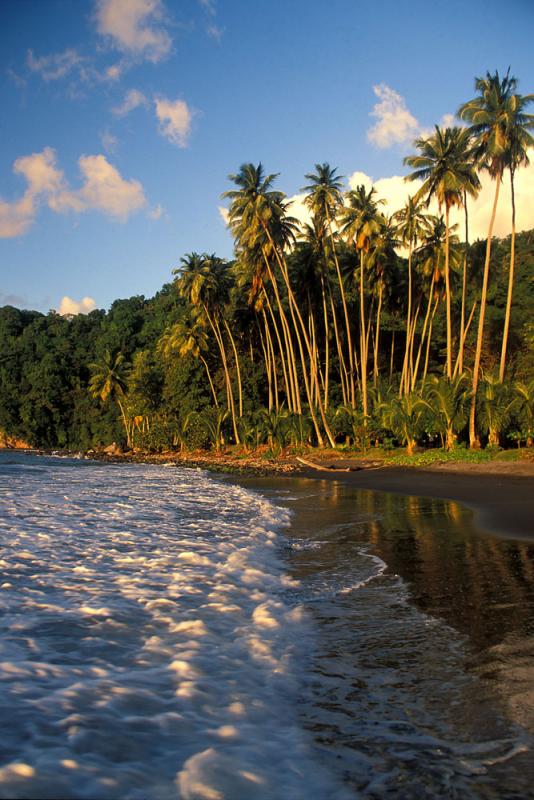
[238,475,534,797]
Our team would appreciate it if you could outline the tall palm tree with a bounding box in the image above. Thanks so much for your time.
[458,69,520,446]
[404,126,480,379]
[224,163,336,447]
[340,184,385,418]
[498,91,534,381]
[173,252,241,443]
[302,164,356,406]
[393,197,430,394]
[89,350,131,447]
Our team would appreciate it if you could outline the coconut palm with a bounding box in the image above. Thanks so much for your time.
[404,126,480,379]
[498,92,534,381]
[302,164,356,405]
[340,184,385,419]
[393,197,431,395]
[424,374,468,450]
[378,393,427,456]
[224,163,336,447]
[173,253,240,443]
[88,350,131,447]
[512,379,534,447]
[477,372,514,447]
[458,70,519,446]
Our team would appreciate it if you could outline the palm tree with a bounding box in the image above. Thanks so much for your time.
[513,379,534,447]
[88,350,131,447]
[173,253,241,443]
[302,164,356,406]
[498,92,534,381]
[224,163,336,447]
[404,126,480,379]
[458,69,519,446]
[424,374,468,451]
[158,319,219,408]
[340,184,385,419]
[393,197,430,394]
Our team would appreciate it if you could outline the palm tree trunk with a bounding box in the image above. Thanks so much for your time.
[423,295,440,384]
[264,313,279,410]
[401,242,414,395]
[327,209,356,407]
[444,204,452,379]
[321,275,330,410]
[263,260,301,414]
[264,295,292,411]
[458,190,469,375]
[258,315,273,411]
[469,172,502,448]
[328,285,349,405]
[116,397,131,448]
[412,278,435,390]
[499,168,516,383]
[200,355,219,407]
[373,283,383,385]
[389,331,395,381]
[453,300,477,380]
[360,250,368,418]
[223,319,243,417]
[203,305,240,444]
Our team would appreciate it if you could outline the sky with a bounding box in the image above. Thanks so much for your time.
[1,0,533,315]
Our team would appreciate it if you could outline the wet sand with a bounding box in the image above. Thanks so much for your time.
[294,465,534,541]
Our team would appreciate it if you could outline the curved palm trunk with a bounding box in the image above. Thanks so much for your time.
[444,205,452,379]
[116,397,131,448]
[359,250,369,418]
[257,315,273,410]
[327,210,356,407]
[499,168,516,383]
[328,285,349,405]
[263,259,301,413]
[373,283,383,385]
[458,191,469,375]
[422,295,440,385]
[264,294,292,411]
[453,300,477,380]
[411,278,435,390]
[202,305,240,445]
[321,275,330,410]
[469,172,502,448]
[223,319,243,417]
[401,241,414,396]
[264,314,279,410]
[200,355,219,407]
[265,227,336,447]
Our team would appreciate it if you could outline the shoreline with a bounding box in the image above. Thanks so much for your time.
[3,447,533,540]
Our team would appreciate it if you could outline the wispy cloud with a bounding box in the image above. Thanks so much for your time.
[27,48,85,81]
[367,84,420,149]
[99,130,119,153]
[58,296,97,315]
[155,97,194,147]
[0,148,65,238]
[112,88,149,116]
[95,0,172,63]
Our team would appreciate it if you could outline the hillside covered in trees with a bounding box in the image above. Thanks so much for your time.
[0,226,532,453]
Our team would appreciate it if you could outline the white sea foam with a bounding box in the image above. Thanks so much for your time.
[0,456,349,800]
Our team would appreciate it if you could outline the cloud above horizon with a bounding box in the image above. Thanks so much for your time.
[0,148,149,237]
[155,97,194,146]
[112,88,149,116]
[367,84,420,149]
[95,0,172,63]
[58,295,97,315]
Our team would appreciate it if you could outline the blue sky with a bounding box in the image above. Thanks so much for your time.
[1,0,533,314]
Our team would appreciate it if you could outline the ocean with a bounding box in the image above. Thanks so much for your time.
[0,452,533,799]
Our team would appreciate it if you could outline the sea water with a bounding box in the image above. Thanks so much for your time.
[1,453,533,799]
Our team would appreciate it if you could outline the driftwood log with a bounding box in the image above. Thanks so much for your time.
[296,456,363,472]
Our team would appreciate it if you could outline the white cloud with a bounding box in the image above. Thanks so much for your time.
[218,206,229,225]
[27,48,84,81]
[207,24,224,41]
[367,84,420,149]
[58,296,97,316]
[155,97,193,147]
[113,88,148,116]
[51,155,147,221]
[95,0,172,63]
[1,148,149,237]
[348,150,534,241]
[0,148,65,238]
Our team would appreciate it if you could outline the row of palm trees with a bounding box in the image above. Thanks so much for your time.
[90,70,532,453]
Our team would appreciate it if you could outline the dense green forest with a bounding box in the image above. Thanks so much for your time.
[1,71,533,454]
[0,226,532,453]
